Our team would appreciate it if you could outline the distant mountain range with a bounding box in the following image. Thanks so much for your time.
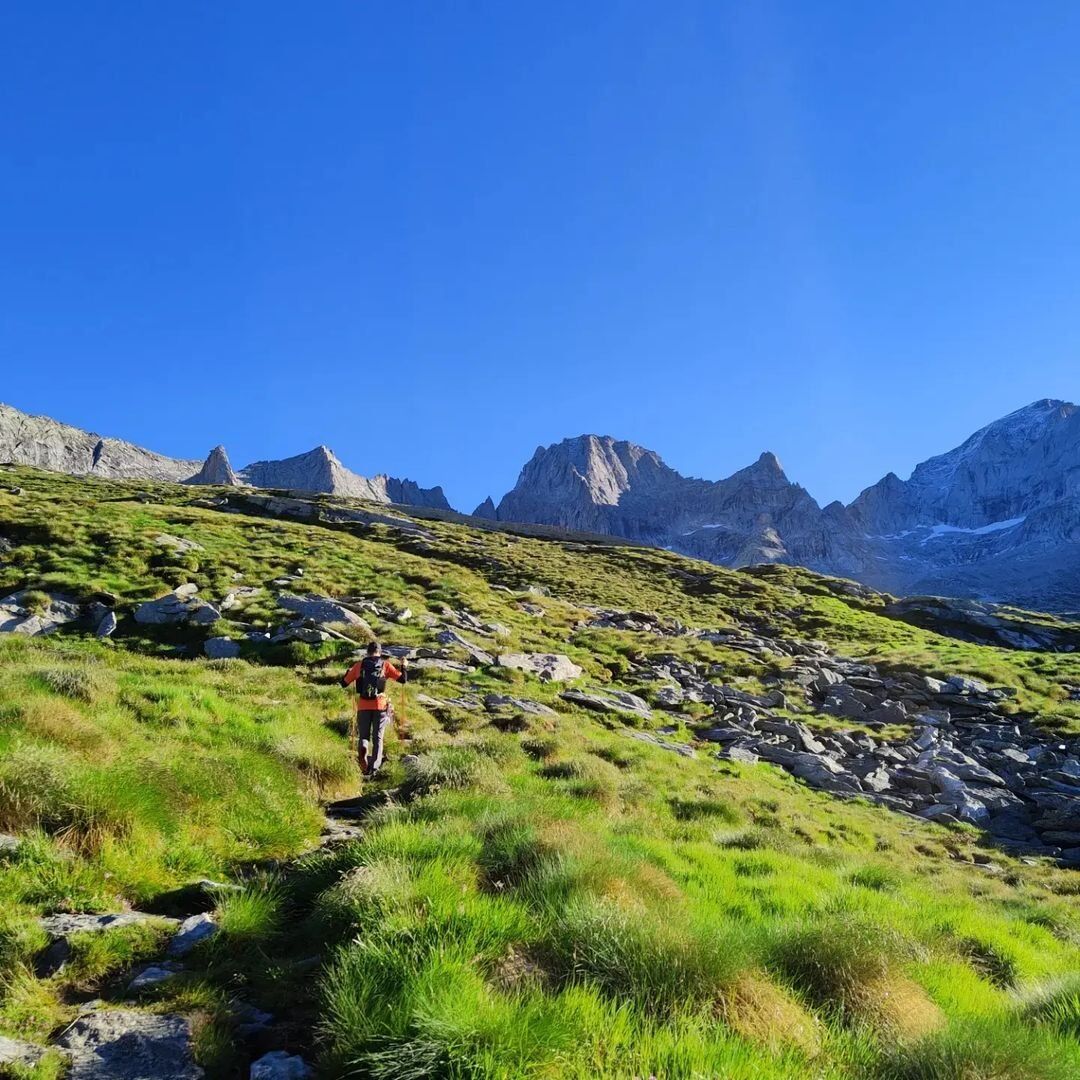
[0,402,450,510]
[474,399,1080,612]
[2,398,1078,611]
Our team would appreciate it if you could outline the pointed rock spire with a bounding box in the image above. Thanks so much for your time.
[187,445,240,486]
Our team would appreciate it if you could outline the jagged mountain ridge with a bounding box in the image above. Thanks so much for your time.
[4,398,1078,609]
[478,401,1080,611]
[0,403,450,510]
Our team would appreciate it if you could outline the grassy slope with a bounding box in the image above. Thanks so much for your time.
[0,466,1079,1078]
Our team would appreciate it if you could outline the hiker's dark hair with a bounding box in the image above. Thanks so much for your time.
[366,641,380,655]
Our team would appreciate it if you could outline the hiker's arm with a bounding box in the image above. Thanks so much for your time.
[384,661,404,683]
[340,663,361,689]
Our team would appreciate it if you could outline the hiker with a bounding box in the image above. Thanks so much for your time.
[341,642,407,777]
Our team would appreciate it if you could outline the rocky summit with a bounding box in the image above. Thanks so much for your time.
[478,400,1080,611]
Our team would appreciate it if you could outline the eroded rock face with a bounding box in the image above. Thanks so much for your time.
[238,446,450,508]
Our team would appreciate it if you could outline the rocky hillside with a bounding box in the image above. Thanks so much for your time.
[2,465,1080,1078]
[479,400,1080,611]
[0,402,450,510]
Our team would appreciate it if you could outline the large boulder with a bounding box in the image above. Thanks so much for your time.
[497,653,582,682]
[134,585,220,627]
[277,593,371,630]
[0,590,82,635]
[58,1009,203,1080]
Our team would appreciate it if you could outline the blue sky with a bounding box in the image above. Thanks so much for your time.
[2,2,1078,511]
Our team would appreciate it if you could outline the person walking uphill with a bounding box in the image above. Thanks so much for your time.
[341,642,407,777]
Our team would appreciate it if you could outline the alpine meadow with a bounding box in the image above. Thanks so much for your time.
[1,464,1079,1079]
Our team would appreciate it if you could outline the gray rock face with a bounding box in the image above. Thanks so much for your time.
[0,402,201,482]
[168,913,217,957]
[204,637,240,659]
[487,436,856,574]
[58,1009,203,1080]
[187,445,241,486]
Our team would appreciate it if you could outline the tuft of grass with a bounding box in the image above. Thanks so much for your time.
[1016,975,1080,1038]
[876,1017,1080,1080]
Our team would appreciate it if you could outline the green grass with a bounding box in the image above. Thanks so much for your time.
[1,466,1080,1077]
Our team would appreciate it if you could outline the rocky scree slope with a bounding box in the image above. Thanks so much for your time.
[479,400,1080,611]
[3,468,1080,1076]
[0,401,449,509]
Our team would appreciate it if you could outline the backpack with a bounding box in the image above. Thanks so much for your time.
[358,655,387,701]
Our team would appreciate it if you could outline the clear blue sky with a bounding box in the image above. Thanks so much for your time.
[2,2,1078,511]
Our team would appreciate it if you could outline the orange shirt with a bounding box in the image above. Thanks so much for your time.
[343,658,403,711]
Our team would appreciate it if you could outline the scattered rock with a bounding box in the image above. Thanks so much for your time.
[624,730,696,758]
[204,636,241,659]
[407,657,471,674]
[128,963,181,992]
[168,913,217,957]
[483,693,557,717]
[436,629,495,666]
[154,533,204,554]
[269,625,330,645]
[0,589,83,635]
[95,609,117,637]
[0,833,19,854]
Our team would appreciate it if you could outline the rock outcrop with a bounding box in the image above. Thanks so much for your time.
[186,445,241,486]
